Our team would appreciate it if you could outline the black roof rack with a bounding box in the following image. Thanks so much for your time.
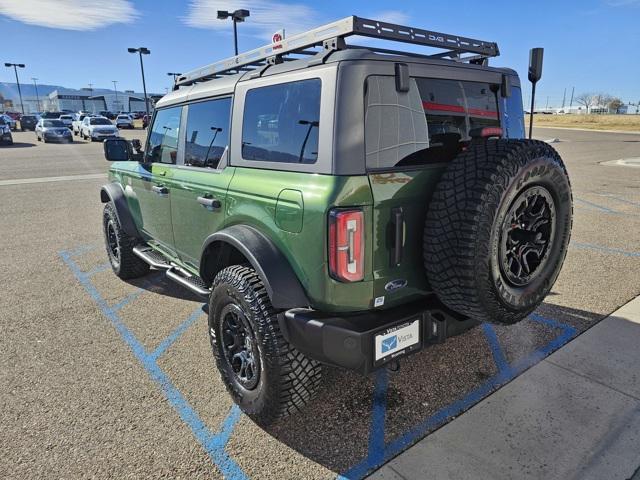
[175,16,499,88]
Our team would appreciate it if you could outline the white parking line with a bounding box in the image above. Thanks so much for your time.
[0,173,106,186]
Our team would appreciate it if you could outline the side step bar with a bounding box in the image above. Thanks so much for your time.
[132,245,211,298]
[165,268,210,298]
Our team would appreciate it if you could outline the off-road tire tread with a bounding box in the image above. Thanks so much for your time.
[424,139,572,324]
[211,265,322,425]
[103,202,149,279]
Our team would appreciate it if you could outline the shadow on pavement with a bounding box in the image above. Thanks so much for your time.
[2,142,36,148]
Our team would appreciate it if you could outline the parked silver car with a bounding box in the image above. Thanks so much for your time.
[35,119,73,143]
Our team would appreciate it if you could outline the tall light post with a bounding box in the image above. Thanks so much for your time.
[112,80,119,112]
[87,83,94,112]
[128,47,151,119]
[216,9,250,55]
[167,72,182,83]
[32,77,41,112]
[4,63,25,114]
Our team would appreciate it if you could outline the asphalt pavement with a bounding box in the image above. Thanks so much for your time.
[1,126,639,479]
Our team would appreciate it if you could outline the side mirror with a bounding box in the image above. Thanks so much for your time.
[103,138,132,161]
[528,47,544,83]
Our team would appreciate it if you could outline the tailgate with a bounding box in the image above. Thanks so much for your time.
[368,167,446,308]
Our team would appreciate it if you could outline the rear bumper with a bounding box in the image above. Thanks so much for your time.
[279,297,479,375]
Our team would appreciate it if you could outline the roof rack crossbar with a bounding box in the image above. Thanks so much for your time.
[176,16,499,87]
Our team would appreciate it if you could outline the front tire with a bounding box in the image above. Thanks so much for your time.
[209,265,322,425]
[424,140,572,324]
[102,202,149,279]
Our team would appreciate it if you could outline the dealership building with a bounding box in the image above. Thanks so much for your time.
[46,88,162,113]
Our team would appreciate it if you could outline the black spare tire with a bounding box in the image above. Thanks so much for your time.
[424,139,572,324]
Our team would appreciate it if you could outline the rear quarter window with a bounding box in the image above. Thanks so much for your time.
[241,78,321,164]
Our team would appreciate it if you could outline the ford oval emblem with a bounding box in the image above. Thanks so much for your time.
[385,279,408,292]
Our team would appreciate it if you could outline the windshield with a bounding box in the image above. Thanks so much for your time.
[60,116,72,120]
[117,116,129,119]
[23,116,36,120]
[44,120,65,127]
[90,118,111,125]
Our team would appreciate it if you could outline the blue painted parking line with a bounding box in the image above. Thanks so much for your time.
[63,244,580,480]
[60,247,248,480]
[151,307,204,361]
[572,242,640,258]
[84,262,111,277]
[340,314,577,479]
[574,198,617,214]
[596,193,640,208]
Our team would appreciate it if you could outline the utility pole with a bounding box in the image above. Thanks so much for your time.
[112,80,119,112]
[4,63,26,114]
[561,88,567,109]
[32,77,41,112]
[569,86,575,108]
[546,96,549,109]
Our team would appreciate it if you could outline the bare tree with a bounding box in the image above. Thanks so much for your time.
[575,92,595,113]
[608,97,624,114]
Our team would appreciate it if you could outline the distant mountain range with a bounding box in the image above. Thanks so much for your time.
[1,82,117,101]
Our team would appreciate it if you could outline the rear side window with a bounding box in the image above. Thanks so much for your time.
[146,106,182,164]
[242,79,321,164]
[365,76,500,170]
[184,97,231,169]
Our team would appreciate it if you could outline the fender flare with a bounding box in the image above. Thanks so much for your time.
[201,224,309,310]
[99,183,141,239]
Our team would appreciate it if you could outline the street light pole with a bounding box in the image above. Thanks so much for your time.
[4,63,26,115]
[128,47,151,119]
[112,80,119,112]
[217,9,250,56]
[32,77,41,112]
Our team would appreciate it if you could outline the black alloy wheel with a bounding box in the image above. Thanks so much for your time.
[499,186,555,287]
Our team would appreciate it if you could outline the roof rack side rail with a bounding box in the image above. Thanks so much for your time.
[175,16,499,87]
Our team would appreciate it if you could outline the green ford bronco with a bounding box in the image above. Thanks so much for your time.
[100,17,572,424]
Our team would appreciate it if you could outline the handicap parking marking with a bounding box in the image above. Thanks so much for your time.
[340,315,577,479]
[60,245,581,480]
[595,193,640,208]
[572,242,640,258]
[60,246,248,480]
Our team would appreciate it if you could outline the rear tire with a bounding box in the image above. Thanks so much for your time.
[102,202,149,279]
[209,265,322,425]
[424,139,572,324]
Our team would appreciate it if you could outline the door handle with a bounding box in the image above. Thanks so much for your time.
[197,196,222,210]
[152,185,169,195]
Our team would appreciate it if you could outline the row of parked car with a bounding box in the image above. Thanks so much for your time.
[1,110,151,146]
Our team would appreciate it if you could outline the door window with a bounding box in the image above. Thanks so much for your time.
[146,106,182,164]
[184,97,232,168]
[242,78,321,164]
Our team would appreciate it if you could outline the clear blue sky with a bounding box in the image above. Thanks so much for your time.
[1,0,639,106]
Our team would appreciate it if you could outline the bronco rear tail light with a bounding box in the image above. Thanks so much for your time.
[328,209,364,282]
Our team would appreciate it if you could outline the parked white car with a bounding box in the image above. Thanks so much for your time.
[80,116,119,142]
[115,114,134,129]
[72,113,89,136]
[58,114,74,129]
